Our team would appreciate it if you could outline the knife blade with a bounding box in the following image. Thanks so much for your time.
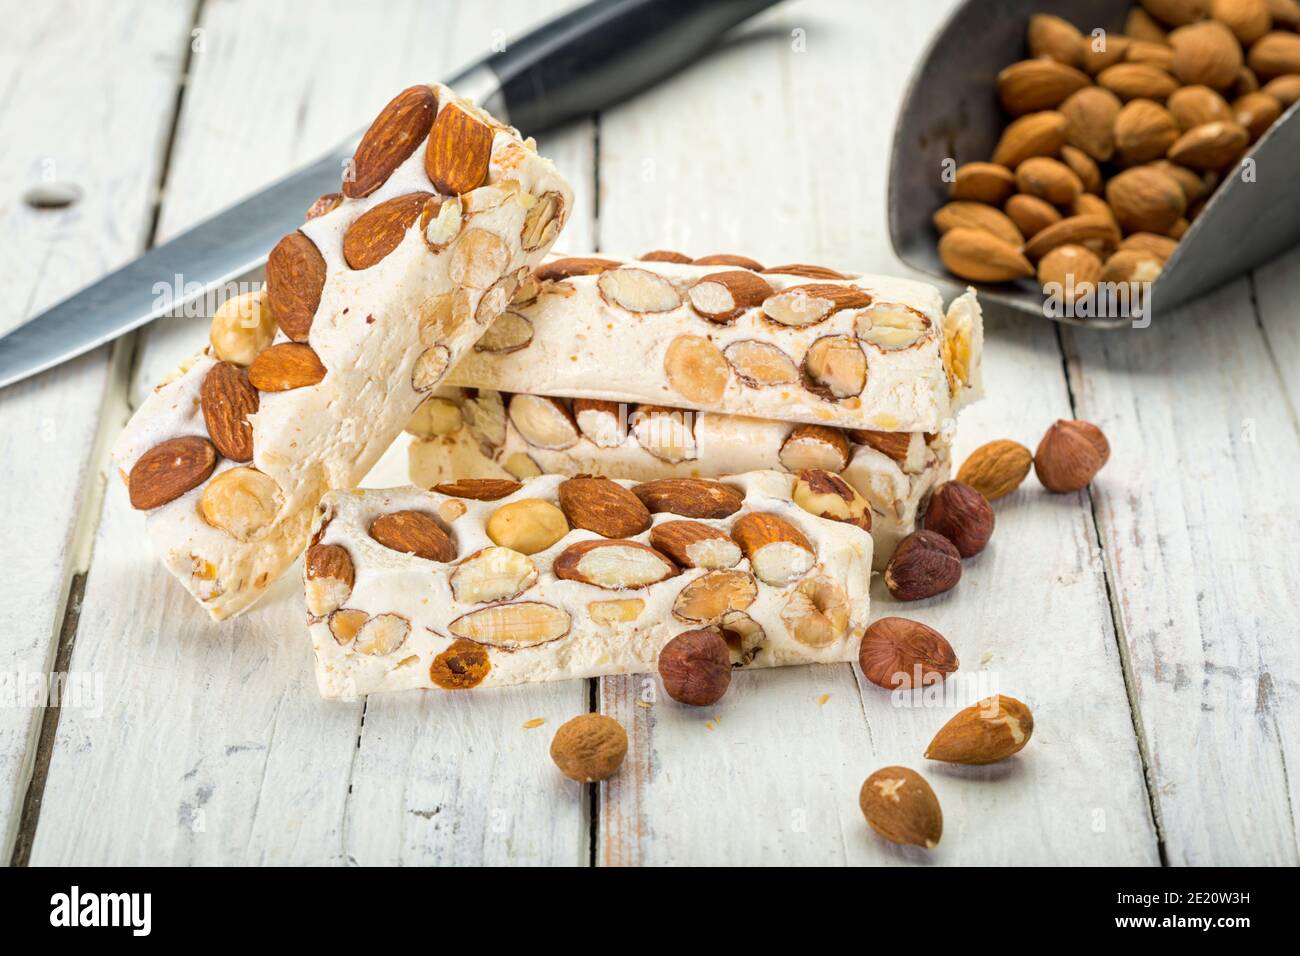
[0,0,780,390]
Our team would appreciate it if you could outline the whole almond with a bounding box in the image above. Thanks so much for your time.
[1060,145,1103,195]
[1119,231,1180,260]
[932,201,1024,246]
[1168,119,1250,168]
[1060,86,1122,161]
[1005,193,1062,238]
[1261,74,1300,107]
[342,192,433,270]
[265,231,326,342]
[1212,0,1273,44]
[1168,85,1235,130]
[1170,21,1245,89]
[956,439,1033,500]
[632,478,745,518]
[1268,0,1300,29]
[860,767,943,850]
[1235,65,1261,95]
[883,530,961,601]
[990,111,1067,168]
[1015,157,1083,206]
[432,478,523,500]
[1101,248,1166,283]
[937,228,1033,282]
[424,102,494,195]
[344,85,437,199]
[997,59,1091,115]
[558,476,652,538]
[649,520,741,569]
[1246,30,1300,79]
[1125,40,1175,71]
[248,343,327,392]
[305,544,355,617]
[1148,159,1214,201]
[1127,7,1169,43]
[926,695,1035,765]
[369,510,457,562]
[127,436,218,511]
[1082,34,1131,75]
[1022,214,1120,261]
[306,191,343,221]
[1141,0,1211,26]
[950,162,1017,205]
[200,361,258,462]
[1114,99,1181,163]
[1035,419,1111,492]
[1096,63,1180,101]
[1232,91,1282,138]
[1028,14,1086,65]
[1106,166,1188,233]
[1072,192,1117,223]
[1037,243,1103,300]
[859,617,958,690]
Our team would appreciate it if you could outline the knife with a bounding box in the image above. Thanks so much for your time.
[0,0,781,390]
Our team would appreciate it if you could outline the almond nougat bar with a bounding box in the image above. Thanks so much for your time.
[306,471,872,699]
[112,83,573,620]
[404,388,950,569]
[445,253,984,433]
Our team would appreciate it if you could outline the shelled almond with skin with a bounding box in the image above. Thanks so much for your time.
[1246,30,1300,78]
[859,617,958,690]
[1120,231,1180,260]
[761,283,872,327]
[792,469,871,532]
[730,512,814,586]
[200,466,282,542]
[663,335,728,405]
[687,270,773,322]
[630,405,698,463]
[1114,99,1181,164]
[778,424,850,472]
[1125,40,1175,71]
[990,110,1066,168]
[1126,6,1168,42]
[650,521,742,569]
[508,394,579,450]
[1005,194,1062,238]
[1028,13,1085,66]
[128,436,218,510]
[949,162,1016,205]
[781,575,850,647]
[1106,167,1188,234]
[598,267,681,313]
[558,476,651,538]
[425,102,493,195]
[209,289,276,367]
[1060,145,1102,196]
[1037,244,1102,299]
[1015,157,1083,207]
[200,361,258,462]
[937,228,1032,282]
[672,569,758,624]
[1267,0,1300,30]
[306,191,343,221]
[1261,74,1300,107]
[1022,215,1120,262]
[248,343,326,391]
[450,546,538,603]
[345,85,436,199]
[997,58,1091,115]
[572,398,624,447]
[859,767,943,850]
[803,335,867,400]
[1101,249,1165,283]
[955,439,1032,501]
[926,695,1034,765]
[932,202,1024,246]
[265,232,325,342]
[533,256,622,281]
[342,191,433,269]
[449,602,571,649]
[1169,84,1234,130]
[1234,64,1261,96]
[1212,0,1273,44]
[1233,91,1282,139]
[305,544,354,617]
[1072,193,1116,224]
[1097,63,1180,101]
[640,249,693,263]
[850,429,912,465]
[632,477,744,519]
[1059,87,1122,162]
[1148,159,1214,203]
[369,510,456,562]
[694,253,765,269]
[1081,34,1130,75]
[1168,120,1250,168]
[1170,20,1244,89]
[432,477,521,500]
[724,340,799,388]
[762,263,852,279]
[553,539,678,590]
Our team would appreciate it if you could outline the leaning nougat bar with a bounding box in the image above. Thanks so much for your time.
[445,252,984,433]
[111,83,573,620]
[305,472,872,699]
[403,388,950,569]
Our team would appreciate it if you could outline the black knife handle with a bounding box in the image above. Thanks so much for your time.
[475,0,783,135]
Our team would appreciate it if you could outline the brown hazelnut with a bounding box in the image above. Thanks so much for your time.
[923,481,994,557]
[859,766,943,849]
[883,531,961,601]
[549,714,628,782]
[658,628,732,706]
[1034,419,1110,492]
[858,617,959,689]
[791,469,872,532]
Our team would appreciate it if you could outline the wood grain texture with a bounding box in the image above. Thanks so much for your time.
[0,0,197,861]
[1063,280,1300,865]
[594,0,1158,865]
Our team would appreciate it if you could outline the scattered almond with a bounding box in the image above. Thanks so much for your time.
[926,695,1035,765]
[859,767,943,849]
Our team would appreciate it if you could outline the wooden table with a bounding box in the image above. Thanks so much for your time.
[2,0,1297,866]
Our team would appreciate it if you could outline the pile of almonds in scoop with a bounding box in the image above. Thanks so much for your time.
[934,0,1300,298]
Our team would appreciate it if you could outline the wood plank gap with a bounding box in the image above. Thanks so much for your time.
[1056,323,1168,865]
[590,115,602,252]
[9,573,86,867]
[586,677,599,867]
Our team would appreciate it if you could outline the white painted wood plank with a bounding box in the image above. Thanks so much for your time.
[33,0,595,865]
[0,0,195,861]
[595,0,1157,865]
[1253,244,1300,421]
[1064,281,1300,865]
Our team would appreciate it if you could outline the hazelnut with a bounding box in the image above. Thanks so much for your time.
[1034,419,1110,492]
[549,714,628,782]
[858,617,958,689]
[923,481,994,558]
[657,629,732,706]
[792,469,872,532]
[859,766,943,850]
[883,531,961,601]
